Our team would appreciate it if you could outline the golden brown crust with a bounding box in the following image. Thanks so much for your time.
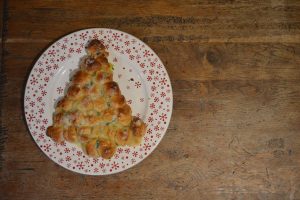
[95,56,110,72]
[86,40,106,54]
[47,39,147,159]
[53,113,63,125]
[104,81,120,96]
[56,97,72,111]
[47,126,63,143]
[63,126,77,142]
[93,98,106,112]
[77,97,93,111]
[87,115,102,126]
[73,71,89,85]
[118,104,132,126]
[131,116,147,137]
[67,85,81,98]
[98,140,116,159]
[83,58,102,72]
[111,94,126,108]
[86,139,99,157]
[115,129,132,146]
[102,108,116,122]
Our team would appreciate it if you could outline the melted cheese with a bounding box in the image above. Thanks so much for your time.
[46,39,147,159]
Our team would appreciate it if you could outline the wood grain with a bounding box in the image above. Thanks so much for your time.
[0,0,8,172]
[1,0,300,199]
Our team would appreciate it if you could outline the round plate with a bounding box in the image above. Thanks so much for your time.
[24,28,173,175]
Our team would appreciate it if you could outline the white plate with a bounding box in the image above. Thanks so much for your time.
[24,28,173,175]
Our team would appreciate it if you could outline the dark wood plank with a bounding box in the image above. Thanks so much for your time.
[1,0,300,199]
[0,0,3,38]
[0,0,8,172]
[3,42,300,82]
[6,0,300,43]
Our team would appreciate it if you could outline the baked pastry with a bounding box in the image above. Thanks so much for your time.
[46,39,146,159]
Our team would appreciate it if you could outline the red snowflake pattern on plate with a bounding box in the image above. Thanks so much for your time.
[24,28,173,175]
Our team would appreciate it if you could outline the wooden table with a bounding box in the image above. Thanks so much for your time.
[1,1,300,199]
